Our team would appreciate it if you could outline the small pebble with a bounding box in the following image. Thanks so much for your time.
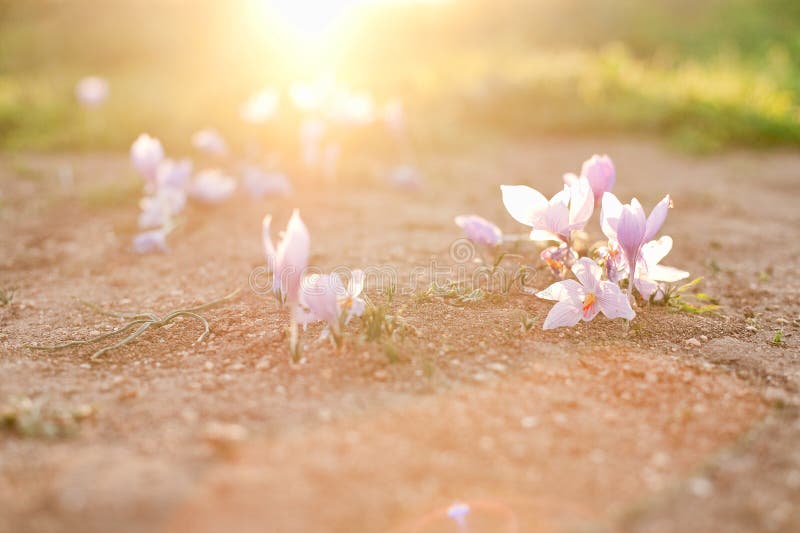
[699,335,708,342]
[776,318,790,325]
[685,338,702,348]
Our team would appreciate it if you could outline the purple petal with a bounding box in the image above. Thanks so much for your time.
[542,298,583,330]
[132,230,168,254]
[454,214,503,246]
[616,204,647,267]
[581,154,615,201]
[571,257,602,293]
[597,281,636,320]
[644,195,672,242]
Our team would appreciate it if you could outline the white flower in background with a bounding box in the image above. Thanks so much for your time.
[132,229,168,254]
[156,158,193,190]
[240,88,279,124]
[188,170,236,204]
[191,128,228,156]
[75,76,109,108]
[130,133,164,187]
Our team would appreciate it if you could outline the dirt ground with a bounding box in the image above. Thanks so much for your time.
[0,138,798,533]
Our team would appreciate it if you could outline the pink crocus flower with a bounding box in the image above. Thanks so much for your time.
[130,134,164,186]
[536,258,635,329]
[600,192,672,299]
[132,229,168,254]
[262,209,310,307]
[156,158,193,190]
[500,176,594,243]
[75,76,109,108]
[191,128,228,157]
[188,170,236,204]
[454,215,503,247]
[263,210,311,361]
[299,270,366,346]
[564,154,615,204]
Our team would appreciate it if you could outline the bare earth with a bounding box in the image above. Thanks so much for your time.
[0,139,798,533]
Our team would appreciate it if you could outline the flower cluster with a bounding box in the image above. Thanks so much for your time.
[262,210,365,360]
[455,154,688,330]
[505,154,688,329]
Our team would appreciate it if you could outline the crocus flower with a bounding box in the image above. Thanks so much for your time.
[600,192,671,298]
[132,229,168,254]
[536,258,635,329]
[156,158,193,190]
[501,176,593,243]
[191,128,228,156]
[138,186,186,229]
[454,215,503,247]
[242,166,291,198]
[540,243,578,278]
[597,240,625,284]
[75,76,109,107]
[299,270,366,346]
[241,88,279,124]
[262,209,310,307]
[564,154,615,204]
[634,236,689,300]
[188,170,236,204]
[130,134,164,186]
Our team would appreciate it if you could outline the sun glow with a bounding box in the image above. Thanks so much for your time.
[262,0,366,38]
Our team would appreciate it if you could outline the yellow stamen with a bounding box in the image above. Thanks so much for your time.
[582,292,596,316]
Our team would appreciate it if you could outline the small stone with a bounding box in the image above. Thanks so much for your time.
[746,325,758,333]
[685,338,702,348]
[775,317,790,325]
[204,361,214,370]
[373,370,388,381]
[203,422,248,454]
[699,335,708,342]
[79,363,91,370]
[520,416,538,429]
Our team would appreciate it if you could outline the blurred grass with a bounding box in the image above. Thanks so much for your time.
[1,0,800,153]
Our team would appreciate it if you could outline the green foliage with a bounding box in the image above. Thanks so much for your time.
[359,287,408,363]
[661,277,722,315]
[772,329,784,346]
[416,281,487,306]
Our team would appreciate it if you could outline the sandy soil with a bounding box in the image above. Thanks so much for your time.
[0,139,798,532]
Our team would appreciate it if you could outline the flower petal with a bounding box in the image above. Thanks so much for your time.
[348,269,365,297]
[644,195,671,242]
[567,176,594,230]
[600,192,623,240]
[597,281,636,320]
[640,235,673,267]
[571,257,602,293]
[542,298,583,330]
[648,264,690,283]
[616,204,647,264]
[536,279,583,301]
[501,185,548,227]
